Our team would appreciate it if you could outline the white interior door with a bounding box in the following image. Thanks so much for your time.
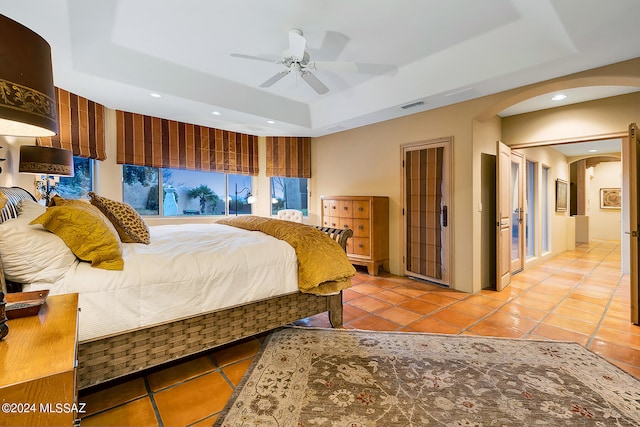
[628,123,639,325]
[510,152,525,273]
[496,141,512,290]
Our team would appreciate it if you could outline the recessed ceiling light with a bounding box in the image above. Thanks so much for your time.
[266,120,275,124]
[212,111,221,116]
[551,94,567,101]
[149,93,162,98]
[588,149,598,153]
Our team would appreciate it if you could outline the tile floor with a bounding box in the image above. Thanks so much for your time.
[79,240,640,426]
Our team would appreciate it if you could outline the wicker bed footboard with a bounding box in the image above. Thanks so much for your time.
[78,291,342,389]
[77,225,353,389]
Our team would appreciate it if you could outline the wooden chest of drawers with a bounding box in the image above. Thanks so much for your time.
[321,196,389,275]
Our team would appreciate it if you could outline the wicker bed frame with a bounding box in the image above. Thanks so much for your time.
[0,187,353,389]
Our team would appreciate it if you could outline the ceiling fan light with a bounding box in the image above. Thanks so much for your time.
[552,94,567,101]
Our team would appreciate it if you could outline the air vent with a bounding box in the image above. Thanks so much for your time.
[400,100,425,110]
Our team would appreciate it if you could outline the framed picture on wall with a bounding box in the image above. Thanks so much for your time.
[600,188,621,209]
[556,179,568,212]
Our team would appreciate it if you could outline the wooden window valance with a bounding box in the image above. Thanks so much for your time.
[266,136,311,178]
[38,87,106,160]
[115,111,258,175]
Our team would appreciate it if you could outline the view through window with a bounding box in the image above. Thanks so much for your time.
[58,156,93,199]
[123,165,253,216]
[270,177,308,216]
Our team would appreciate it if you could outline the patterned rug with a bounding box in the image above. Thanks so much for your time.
[214,327,640,427]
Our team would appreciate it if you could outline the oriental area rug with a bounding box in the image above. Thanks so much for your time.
[214,327,640,427]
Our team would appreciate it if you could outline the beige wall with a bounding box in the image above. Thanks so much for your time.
[587,161,622,240]
[2,58,639,295]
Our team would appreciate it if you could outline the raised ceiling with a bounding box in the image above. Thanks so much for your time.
[1,0,639,137]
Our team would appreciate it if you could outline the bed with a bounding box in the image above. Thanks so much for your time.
[0,186,354,389]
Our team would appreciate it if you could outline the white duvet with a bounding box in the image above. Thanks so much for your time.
[25,223,298,342]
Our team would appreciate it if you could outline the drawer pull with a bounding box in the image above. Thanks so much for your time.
[343,206,348,210]
[332,206,336,209]
[358,207,363,211]
[358,244,364,248]
[358,225,364,230]
[332,223,337,227]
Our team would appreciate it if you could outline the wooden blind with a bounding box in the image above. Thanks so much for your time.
[265,136,311,178]
[39,87,106,160]
[115,111,258,175]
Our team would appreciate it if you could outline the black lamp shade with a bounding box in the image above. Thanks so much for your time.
[19,145,73,176]
[0,14,58,137]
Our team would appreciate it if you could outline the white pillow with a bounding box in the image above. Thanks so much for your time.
[17,199,46,220]
[0,215,77,284]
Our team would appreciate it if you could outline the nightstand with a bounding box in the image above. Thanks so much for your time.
[0,293,79,426]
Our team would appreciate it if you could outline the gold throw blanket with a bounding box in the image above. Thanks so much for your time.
[218,216,355,295]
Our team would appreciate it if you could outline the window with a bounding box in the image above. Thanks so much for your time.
[58,156,93,199]
[123,165,251,217]
[541,166,550,253]
[270,177,308,216]
[526,160,536,258]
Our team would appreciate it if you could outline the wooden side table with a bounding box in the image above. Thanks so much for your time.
[0,293,79,427]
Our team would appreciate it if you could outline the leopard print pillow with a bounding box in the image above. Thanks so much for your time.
[88,192,150,244]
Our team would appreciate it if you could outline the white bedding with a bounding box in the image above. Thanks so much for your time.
[24,223,298,341]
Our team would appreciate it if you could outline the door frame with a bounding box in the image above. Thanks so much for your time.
[401,137,453,287]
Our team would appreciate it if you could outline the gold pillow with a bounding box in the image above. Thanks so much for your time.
[88,192,150,244]
[30,203,124,270]
[0,192,7,210]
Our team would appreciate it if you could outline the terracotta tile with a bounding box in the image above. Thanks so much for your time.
[222,358,254,386]
[391,286,429,298]
[599,316,640,335]
[463,294,505,309]
[529,324,589,346]
[555,297,606,315]
[191,413,220,427]
[371,289,411,304]
[510,293,558,311]
[154,372,233,427]
[343,304,369,322]
[398,299,441,315]
[418,292,459,306]
[80,377,148,417]
[375,306,423,326]
[551,305,603,324]
[450,300,495,318]
[430,308,480,329]
[294,312,333,328]
[211,338,261,367]
[541,313,597,336]
[466,320,525,338]
[498,302,547,322]
[408,317,461,334]
[350,282,384,295]
[80,397,158,427]
[147,356,216,392]
[589,338,640,367]
[348,295,393,313]
[484,311,538,334]
[342,288,362,302]
[346,314,401,331]
[594,327,640,351]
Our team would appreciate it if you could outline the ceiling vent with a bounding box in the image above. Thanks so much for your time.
[400,100,425,110]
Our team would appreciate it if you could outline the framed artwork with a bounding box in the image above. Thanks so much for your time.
[556,179,567,212]
[600,188,621,209]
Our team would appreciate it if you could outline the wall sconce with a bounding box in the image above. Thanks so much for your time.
[0,15,58,137]
[19,145,73,205]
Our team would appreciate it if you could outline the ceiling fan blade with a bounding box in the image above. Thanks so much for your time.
[301,71,329,94]
[230,53,280,64]
[310,61,359,73]
[288,28,306,60]
[260,70,290,88]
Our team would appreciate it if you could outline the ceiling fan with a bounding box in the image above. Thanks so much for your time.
[231,28,362,95]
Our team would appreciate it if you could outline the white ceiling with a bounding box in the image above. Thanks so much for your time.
[1,0,639,137]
